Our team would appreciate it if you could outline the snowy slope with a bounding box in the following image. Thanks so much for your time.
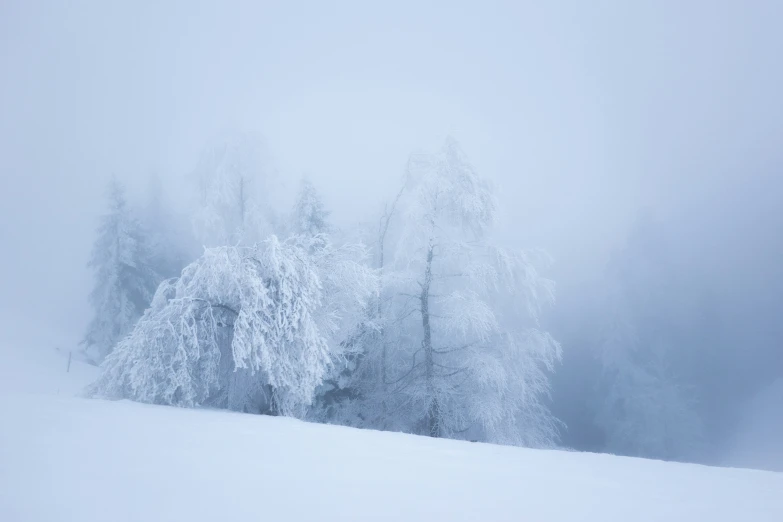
[1,393,781,522]
[0,317,98,397]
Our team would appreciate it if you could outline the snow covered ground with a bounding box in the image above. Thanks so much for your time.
[0,318,99,398]
[0,393,780,522]
[1,340,781,521]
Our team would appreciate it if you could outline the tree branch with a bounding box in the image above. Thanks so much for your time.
[385,348,424,385]
[190,298,239,316]
[435,367,468,378]
[432,341,477,355]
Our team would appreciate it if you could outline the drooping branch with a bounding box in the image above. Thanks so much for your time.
[433,341,477,355]
[191,297,239,317]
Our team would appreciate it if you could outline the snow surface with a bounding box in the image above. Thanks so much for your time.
[0,322,98,398]
[0,393,780,522]
[1,339,781,521]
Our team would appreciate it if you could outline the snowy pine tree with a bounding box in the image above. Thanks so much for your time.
[292,178,331,237]
[82,178,161,363]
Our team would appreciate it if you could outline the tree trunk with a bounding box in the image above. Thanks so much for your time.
[421,243,440,437]
[377,188,401,399]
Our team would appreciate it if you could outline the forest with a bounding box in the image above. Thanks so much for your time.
[81,132,783,466]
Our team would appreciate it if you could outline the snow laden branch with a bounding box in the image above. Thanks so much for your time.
[88,234,377,417]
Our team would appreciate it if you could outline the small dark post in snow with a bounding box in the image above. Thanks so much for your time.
[67,351,72,373]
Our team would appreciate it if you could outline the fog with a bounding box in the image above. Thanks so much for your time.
[1,1,781,468]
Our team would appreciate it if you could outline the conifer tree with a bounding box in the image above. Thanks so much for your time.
[82,178,160,362]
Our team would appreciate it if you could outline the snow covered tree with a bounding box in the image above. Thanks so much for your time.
[336,138,562,446]
[88,233,377,417]
[82,178,161,363]
[191,132,272,247]
[285,181,382,422]
[291,178,331,237]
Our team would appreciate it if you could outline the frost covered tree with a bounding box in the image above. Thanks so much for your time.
[82,178,161,363]
[337,138,562,446]
[284,181,381,420]
[88,234,377,417]
[191,132,272,247]
[291,178,331,237]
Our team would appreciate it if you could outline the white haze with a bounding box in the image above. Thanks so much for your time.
[1,0,782,469]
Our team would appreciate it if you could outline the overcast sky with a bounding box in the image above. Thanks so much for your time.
[2,0,782,346]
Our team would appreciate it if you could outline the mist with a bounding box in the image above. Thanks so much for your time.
[1,0,781,470]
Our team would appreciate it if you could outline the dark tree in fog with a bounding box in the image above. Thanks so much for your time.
[82,179,160,362]
[595,215,704,460]
[291,178,331,237]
